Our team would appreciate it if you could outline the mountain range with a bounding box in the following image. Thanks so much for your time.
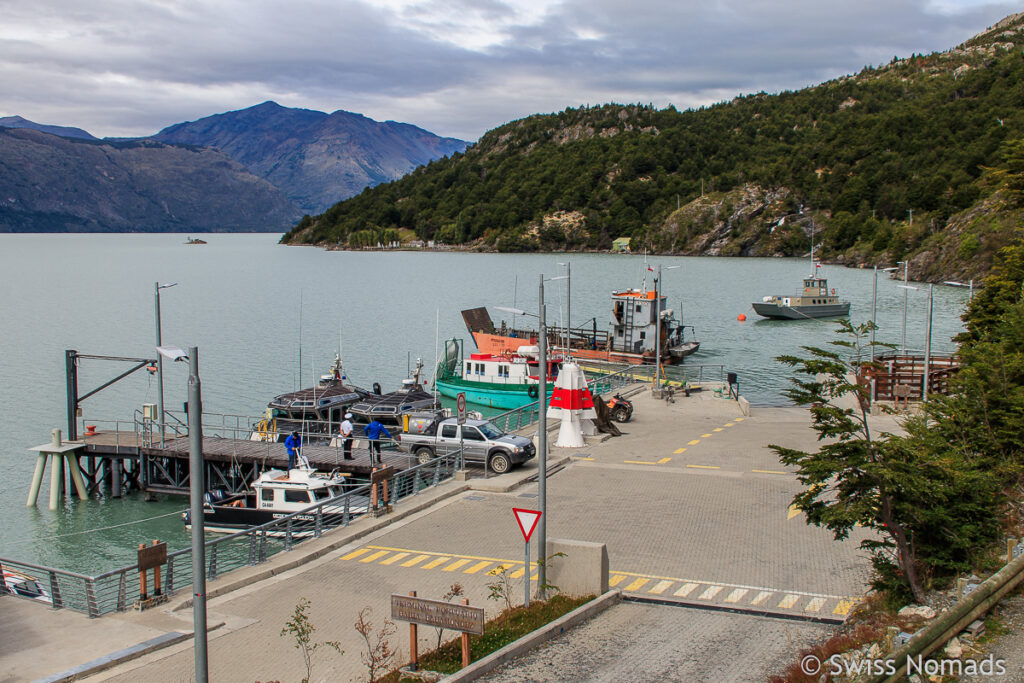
[283,13,1024,283]
[0,103,468,233]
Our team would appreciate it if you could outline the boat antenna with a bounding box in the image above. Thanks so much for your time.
[297,290,303,391]
[512,274,518,313]
[433,308,439,401]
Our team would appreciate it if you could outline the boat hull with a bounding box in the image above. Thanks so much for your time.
[436,378,553,409]
[751,302,851,320]
[184,503,366,535]
[470,331,670,365]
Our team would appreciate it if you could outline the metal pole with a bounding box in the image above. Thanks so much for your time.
[524,540,531,608]
[65,350,78,440]
[566,262,571,344]
[871,267,878,362]
[537,275,548,599]
[155,283,166,448]
[923,285,933,403]
[901,262,909,355]
[655,265,661,391]
[188,347,209,683]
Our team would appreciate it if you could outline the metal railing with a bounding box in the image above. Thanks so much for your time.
[0,452,461,617]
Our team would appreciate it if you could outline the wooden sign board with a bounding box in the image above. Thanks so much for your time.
[371,466,395,484]
[391,594,485,635]
[137,542,167,572]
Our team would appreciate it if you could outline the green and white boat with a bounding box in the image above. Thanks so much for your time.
[434,339,558,410]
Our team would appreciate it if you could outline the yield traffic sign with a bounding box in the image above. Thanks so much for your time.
[512,508,542,543]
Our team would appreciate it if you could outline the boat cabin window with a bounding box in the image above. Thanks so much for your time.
[465,361,472,374]
[636,304,642,312]
[499,365,509,378]
[462,426,484,441]
[284,490,311,504]
[261,489,274,502]
[475,363,485,376]
[441,424,458,439]
[328,486,344,498]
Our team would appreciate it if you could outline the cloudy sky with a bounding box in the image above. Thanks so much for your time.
[0,0,1019,142]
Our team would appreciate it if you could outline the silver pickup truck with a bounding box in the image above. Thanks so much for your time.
[399,417,536,473]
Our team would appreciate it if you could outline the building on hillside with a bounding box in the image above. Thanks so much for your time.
[612,237,632,253]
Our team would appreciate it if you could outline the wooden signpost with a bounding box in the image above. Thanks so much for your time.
[392,592,485,670]
[136,539,168,609]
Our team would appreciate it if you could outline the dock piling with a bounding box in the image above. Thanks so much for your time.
[49,450,64,510]
[27,453,49,506]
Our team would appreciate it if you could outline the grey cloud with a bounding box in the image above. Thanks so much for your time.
[0,0,1018,140]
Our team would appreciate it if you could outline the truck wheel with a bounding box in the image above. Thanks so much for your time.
[612,405,631,423]
[415,447,434,464]
[489,453,511,474]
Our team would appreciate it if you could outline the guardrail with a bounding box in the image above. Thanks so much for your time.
[0,452,461,617]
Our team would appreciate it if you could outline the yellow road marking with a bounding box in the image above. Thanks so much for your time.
[734,418,745,422]
[649,580,674,595]
[367,546,520,565]
[833,600,855,616]
[778,594,799,609]
[488,563,515,575]
[380,552,409,565]
[510,565,530,578]
[624,460,659,465]
[788,505,802,520]
[725,589,748,603]
[752,469,787,475]
[674,583,698,597]
[341,548,372,561]
[688,439,701,445]
[674,448,687,454]
[713,428,724,432]
[751,591,772,606]
[464,560,492,574]
[422,556,451,570]
[402,554,430,567]
[575,457,595,461]
[443,559,471,572]
[624,577,649,591]
[687,464,720,470]
[699,586,723,600]
[701,433,712,438]
[805,597,826,613]
[609,574,627,587]
[724,423,735,427]
[360,550,390,563]
[657,457,672,464]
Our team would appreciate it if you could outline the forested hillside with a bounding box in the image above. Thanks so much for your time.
[283,14,1024,282]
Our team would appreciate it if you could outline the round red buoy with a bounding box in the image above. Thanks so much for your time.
[737,314,747,321]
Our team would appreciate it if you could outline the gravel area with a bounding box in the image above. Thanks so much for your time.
[478,601,834,683]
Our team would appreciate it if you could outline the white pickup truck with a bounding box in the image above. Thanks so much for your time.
[398,417,536,473]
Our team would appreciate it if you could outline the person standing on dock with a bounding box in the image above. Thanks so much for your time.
[340,413,354,460]
[285,431,302,470]
[364,419,391,465]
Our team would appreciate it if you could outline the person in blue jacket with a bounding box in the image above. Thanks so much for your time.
[285,431,301,470]
[364,419,392,464]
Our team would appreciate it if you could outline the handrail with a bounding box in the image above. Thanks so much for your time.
[1,451,462,617]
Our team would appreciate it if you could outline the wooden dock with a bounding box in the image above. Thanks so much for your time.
[75,431,416,496]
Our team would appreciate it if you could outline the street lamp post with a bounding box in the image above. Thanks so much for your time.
[923,284,934,402]
[537,274,548,599]
[155,282,177,447]
[653,265,680,392]
[898,262,909,354]
[944,279,974,301]
[874,266,900,362]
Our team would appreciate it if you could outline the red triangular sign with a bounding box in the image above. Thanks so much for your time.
[513,507,542,542]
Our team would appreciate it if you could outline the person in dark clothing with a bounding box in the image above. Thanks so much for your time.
[363,419,392,464]
[285,431,301,470]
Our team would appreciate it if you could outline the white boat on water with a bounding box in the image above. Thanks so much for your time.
[751,232,851,320]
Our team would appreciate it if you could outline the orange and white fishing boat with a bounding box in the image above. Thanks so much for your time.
[462,287,699,366]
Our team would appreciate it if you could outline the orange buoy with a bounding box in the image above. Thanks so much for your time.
[737,314,747,321]
[85,424,97,436]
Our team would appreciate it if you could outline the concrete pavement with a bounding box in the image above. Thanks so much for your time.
[3,386,898,682]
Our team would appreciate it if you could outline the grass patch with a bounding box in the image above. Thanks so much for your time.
[382,594,594,682]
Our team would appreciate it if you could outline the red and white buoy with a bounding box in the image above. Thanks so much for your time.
[547,362,597,448]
